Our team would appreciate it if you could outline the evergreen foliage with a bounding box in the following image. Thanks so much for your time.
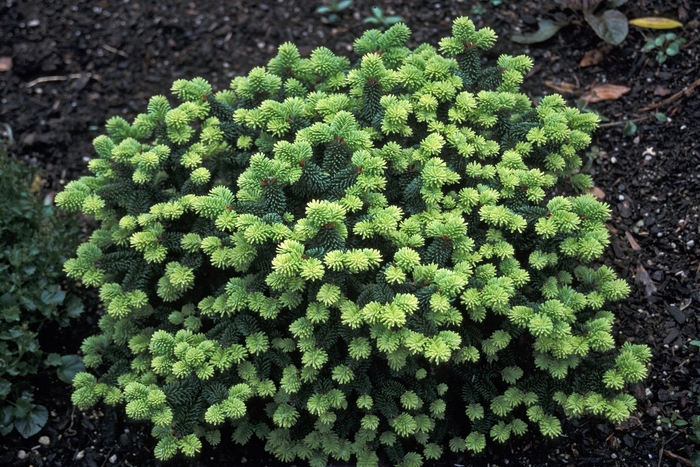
[58,17,650,465]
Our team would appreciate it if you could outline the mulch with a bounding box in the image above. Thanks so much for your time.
[1,0,699,465]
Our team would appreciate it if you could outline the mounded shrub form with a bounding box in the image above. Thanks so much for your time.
[58,17,650,466]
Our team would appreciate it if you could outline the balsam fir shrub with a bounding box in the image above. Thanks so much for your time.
[58,17,651,466]
[0,152,84,437]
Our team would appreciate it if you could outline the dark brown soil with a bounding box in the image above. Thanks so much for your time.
[1,0,699,466]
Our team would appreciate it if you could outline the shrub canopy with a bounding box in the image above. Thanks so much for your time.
[58,17,649,466]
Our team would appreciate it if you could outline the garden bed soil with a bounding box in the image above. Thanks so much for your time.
[1,0,699,466]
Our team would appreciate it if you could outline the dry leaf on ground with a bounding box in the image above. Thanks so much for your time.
[544,80,580,94]
[580,84,630,103]
[625,231,641,251]
[629,17,683,29]
[654,86,671,96]
[588,186,606,200]
[0,57,12,72]
[579,46,611,67]
[635,264,657,297]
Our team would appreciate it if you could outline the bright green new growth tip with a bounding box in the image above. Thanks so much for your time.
[57,17,649,466]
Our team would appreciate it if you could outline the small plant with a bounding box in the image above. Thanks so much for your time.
[363,6,404,30]
[471,0,505,15]
[583,145,605,173]
[642,32,686,64]
[471,4,487,15]
[0,135,85,437]
[513,0,630,46]
[315,0,353,23]
[658,410,688,430]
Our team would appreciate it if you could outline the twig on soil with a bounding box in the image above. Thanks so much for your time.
[663,449,695,466]
[101,44,129,58]
[658,433,683,467]
[63,405,77,436]
[99,446,115,467]
[640,77,700,111]
[597,115,651,128]
[25,73,92,88]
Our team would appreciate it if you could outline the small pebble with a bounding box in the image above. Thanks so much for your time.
[109,454,118,463]
[687,240,695,248]
[76,450,85,460]
[38,435,50,446]
[17,450,27,460]
[28,19,40,27]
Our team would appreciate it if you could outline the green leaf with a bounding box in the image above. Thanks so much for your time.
[385,16,404,24]
[665,42,680,56]
[41,288,66,305]
[13,402,48,438]
[511,20,566,44]
[622,121,637,136]
[0,406,14,435]
[1,293,20,322]
[57,355,85,384]
[655,112,667,122]
[584,9,629,45]
[370,6,383,18]
[20,296,37,311]
[64,295,84,318]
[0,378,11,398]
[642,40,656,51]
[44,352,63,367]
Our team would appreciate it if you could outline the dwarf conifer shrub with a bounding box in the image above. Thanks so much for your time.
[58,18,650,466]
